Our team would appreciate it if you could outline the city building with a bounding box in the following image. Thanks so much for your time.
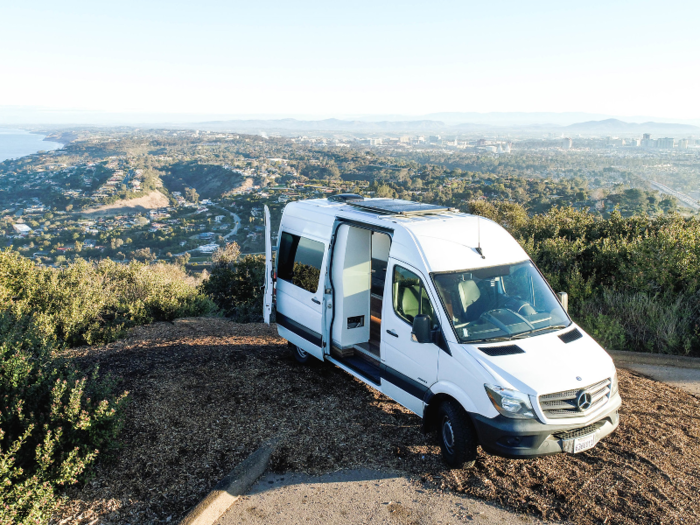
[641,134,655,148]
[657,137,675,149]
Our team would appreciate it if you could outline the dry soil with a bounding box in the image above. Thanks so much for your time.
[53,318,700,525]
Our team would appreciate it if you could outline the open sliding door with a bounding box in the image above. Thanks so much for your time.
[263,205,274,325]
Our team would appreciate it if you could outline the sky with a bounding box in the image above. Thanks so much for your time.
[1,0,699,120]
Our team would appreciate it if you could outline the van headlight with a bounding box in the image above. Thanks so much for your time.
[611,371,619,396]
[484,384,537,419]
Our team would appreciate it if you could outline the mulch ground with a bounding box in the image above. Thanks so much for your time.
[52,318,700,525]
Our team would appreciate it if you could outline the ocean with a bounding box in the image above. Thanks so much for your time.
[0,129,63,162]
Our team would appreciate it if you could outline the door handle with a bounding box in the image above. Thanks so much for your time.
[311,298,321,305]
[386,329,398,338]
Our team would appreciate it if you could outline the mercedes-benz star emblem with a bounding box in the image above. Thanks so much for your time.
[577,391,592,411]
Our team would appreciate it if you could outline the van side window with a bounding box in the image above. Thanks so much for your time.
[277,232,325,293]
[392,265,436,326]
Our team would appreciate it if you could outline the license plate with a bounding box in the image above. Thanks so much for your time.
[573,434,596,453]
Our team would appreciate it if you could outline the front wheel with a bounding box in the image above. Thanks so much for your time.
[290,343,311,364]
[437,400,478,469]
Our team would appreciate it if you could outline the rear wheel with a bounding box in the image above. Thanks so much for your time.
[437,400,477,469]
[290,343,311,364]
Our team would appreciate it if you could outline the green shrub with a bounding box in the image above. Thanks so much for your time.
[0,311,127,524]
[576,312,627,352]
[202,248,266,323]
[0,251,218,521]
[0,251,217,347]
[577,291,696,355]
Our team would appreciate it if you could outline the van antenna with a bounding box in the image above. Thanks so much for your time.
[476,217,485,259]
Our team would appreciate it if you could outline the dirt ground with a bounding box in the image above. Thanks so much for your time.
[53,318,700,525]
[79,190,169,217]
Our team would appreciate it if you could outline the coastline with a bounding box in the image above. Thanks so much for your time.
[0,129,65,161]
[31,130,76,146]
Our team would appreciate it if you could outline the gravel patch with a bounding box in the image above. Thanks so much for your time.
[53,318,700,525]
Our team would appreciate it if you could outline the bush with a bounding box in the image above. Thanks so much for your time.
[0,310,127,524]
[577,291,696,355]
[0,251,218,521]
[0,251,217,347]
[202,245,266,322]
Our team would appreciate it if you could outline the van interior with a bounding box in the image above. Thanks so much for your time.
[330,224,390,384]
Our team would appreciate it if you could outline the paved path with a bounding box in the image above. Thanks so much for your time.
[617,362,700,396]
[217,469,555,525]
[609,350,700,397]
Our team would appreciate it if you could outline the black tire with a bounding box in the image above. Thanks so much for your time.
[437,399,478,469]
[290,343,311,364]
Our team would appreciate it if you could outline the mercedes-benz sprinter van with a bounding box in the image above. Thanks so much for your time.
[262,195,620,468]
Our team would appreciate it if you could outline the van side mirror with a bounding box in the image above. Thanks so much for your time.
[412,314,432,344]
[557,292,569,313]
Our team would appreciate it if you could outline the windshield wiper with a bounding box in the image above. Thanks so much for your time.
[512,325,569,339]
[463,324,569,344]
[465,335,520,344]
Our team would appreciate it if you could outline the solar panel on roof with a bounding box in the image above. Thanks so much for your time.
[347,199,450,216]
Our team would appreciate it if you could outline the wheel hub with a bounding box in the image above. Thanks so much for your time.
[442,417,455,455]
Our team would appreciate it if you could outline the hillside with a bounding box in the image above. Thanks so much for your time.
[160,160,247,198]
[79,190,170,216]
[565,118,700,134]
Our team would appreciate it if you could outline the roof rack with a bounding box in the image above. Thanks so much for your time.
[346,198,452,217]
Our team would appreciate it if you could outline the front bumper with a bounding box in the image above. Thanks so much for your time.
[471,393,621,459]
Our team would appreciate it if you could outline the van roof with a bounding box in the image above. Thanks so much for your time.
[281,198,529,273]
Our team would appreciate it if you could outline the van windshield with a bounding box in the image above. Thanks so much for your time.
[432,261,570,344]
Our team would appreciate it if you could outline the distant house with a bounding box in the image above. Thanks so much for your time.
[12,224,32,234]
[197,243,219,253]
[214,215,225,223]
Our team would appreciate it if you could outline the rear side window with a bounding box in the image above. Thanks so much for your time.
[277,232,325,293]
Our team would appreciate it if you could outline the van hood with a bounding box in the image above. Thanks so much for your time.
[464,326,615,396]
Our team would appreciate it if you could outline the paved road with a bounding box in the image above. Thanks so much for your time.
[222,212,241,240]
[217,469,556,525]
[617,362,700,396]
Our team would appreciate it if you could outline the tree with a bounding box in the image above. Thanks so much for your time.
[132,247,156,263]
[174,252,191,267]
[211,242,240,267]
[185,187,200,204]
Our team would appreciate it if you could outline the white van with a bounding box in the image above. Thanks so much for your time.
[263,195,620,468]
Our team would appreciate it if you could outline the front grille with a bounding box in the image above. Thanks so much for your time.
[539,378,611,419]
[553,421,606,440]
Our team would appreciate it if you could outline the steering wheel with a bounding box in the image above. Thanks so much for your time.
[503,298,536,315]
